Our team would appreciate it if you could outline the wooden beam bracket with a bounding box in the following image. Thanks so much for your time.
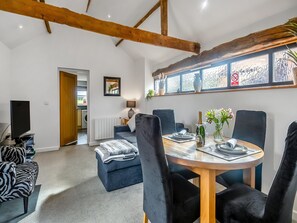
[116,1,161,47]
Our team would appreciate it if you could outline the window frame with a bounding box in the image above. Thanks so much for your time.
[154,44,295,94]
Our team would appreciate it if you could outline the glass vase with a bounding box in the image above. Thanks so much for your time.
[213,123,224,143]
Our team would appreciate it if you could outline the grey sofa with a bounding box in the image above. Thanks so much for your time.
[114,122,187,143]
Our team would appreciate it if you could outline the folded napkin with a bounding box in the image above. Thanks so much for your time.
[221,138,238,150]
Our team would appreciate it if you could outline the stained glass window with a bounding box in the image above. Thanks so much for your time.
[273,47,297,82]
[167,75,180,93]
[181,72,196,91]
[230,55,269,86]
[202,65,228,89]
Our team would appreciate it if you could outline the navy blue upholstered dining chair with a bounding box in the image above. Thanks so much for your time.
[217,110,267,190]
[152,109,198,180]
[216,121,297,223]
[136,113,200,223]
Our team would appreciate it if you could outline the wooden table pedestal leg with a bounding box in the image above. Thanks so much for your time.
[243,167,256,188]
[200,169,216,223]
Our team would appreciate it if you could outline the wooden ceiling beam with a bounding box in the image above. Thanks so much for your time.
[86,0,91,13]
[0,0,200,54]
[160,0,168,36]
[152,17,297,77]
[116,1,161,47]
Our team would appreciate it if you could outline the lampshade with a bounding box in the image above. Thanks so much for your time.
[126,100,136,108]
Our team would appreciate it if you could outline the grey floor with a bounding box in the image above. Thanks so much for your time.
[18,145,143,223]
[3,145,294,223]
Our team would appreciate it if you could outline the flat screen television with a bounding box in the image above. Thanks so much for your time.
[10,100,30,139]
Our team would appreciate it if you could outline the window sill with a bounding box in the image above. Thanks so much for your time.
[153,84,297,97]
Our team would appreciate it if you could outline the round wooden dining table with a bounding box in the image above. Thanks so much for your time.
[163,136,264,223]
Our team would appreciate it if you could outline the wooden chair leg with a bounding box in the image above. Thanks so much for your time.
[23,197,29,213]
[143,212,148,223]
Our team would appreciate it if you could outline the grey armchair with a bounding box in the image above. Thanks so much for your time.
[0,146,39,213]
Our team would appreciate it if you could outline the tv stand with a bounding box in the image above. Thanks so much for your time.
[1,133,36,159]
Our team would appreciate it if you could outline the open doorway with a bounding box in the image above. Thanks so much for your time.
[59,68,90,146]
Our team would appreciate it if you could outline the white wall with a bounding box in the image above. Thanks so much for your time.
[10,24,142,150]
[0,41,11,123]
[145,87,297,218]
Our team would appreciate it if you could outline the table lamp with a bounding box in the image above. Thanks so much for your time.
[126,100,136,119]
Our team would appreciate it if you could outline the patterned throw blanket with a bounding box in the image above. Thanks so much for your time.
[95,140,138,163]
[100,140,138,155]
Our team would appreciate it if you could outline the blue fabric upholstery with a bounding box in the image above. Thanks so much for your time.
[114,125,130,138]
[217,110,266,191]
[96,152,142,192]
[152,109,177,135]
[135,113,200,223]
[216,121,297,223]
[115,132,137,144]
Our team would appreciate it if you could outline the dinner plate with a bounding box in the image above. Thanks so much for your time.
[171,133,194,140]
[216,144,248,155]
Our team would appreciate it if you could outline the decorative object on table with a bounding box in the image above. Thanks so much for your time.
[285,21,297,85]
[158,73,167,95]
[195,134,204,148]
[145,89,155,100]
[104,76,121,96]
[126,100,136,119]
[193,73,202,92]
[196,111,206,146]
[206,108,234,143]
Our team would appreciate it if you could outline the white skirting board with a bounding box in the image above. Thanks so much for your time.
[89,141,100,147]
[35,146,60,153]
[89,139,114,147]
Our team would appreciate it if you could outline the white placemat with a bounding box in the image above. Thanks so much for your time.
[196,145,262,161]
[163,135,196,143]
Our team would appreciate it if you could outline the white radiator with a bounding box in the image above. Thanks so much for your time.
[95,117,121,140]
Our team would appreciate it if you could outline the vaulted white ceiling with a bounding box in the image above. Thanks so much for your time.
[0,0,297,67]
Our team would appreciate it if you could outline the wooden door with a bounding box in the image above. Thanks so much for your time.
[60,71,77,146]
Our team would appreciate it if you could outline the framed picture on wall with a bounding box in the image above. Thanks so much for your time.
[104,76,121,96]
